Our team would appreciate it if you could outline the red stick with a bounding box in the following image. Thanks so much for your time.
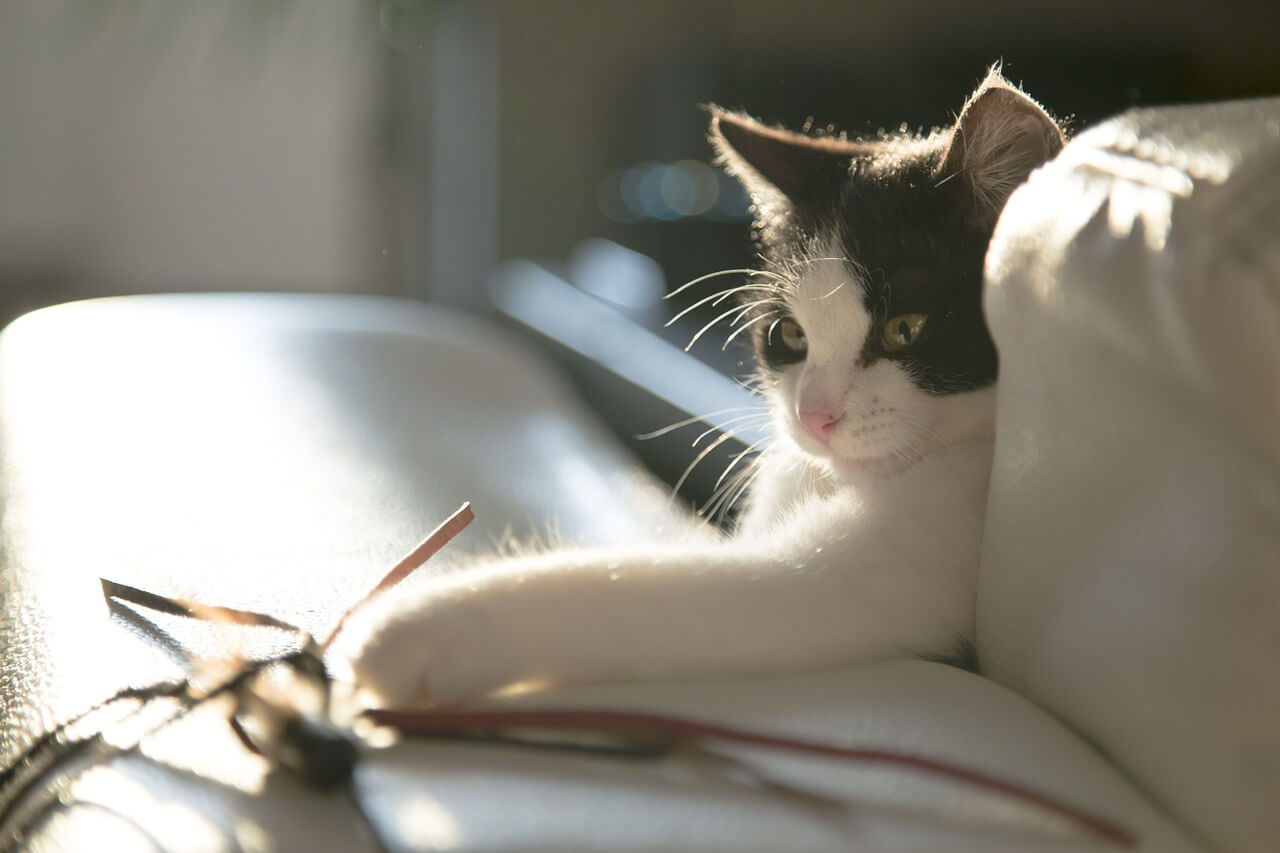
[364,706,1136,847]
[322,502,475,649]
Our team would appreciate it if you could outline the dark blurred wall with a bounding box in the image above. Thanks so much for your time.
[485,0,1277,293]
[2,1,1274,324]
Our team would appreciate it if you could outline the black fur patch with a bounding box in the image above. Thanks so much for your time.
[710,75,1063,397]
[757,141,999,396]
[836,149,999,396]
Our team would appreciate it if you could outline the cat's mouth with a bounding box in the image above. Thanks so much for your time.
[785,421,924,480]
[787,416,926,479]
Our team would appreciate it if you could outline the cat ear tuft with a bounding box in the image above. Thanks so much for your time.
[941,69,1064,217]
[708,107,852,214]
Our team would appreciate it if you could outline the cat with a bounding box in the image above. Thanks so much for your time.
[336,67,1065,707]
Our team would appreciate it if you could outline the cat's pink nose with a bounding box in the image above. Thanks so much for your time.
[798,410,842,444]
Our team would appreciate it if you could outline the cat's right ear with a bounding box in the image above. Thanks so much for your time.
[939,69,1065,219]
[708,107,851,217]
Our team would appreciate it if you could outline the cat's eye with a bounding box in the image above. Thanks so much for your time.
[883,313,928,351]
[774,317,808,355]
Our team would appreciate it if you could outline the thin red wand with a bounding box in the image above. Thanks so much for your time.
[365,706,1137,848]
[322,502,475,650]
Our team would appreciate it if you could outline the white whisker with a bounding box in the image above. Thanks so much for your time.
[811,280,849,301]
[686,299,775,351]
[713,436,769,492]
[765,316,785,345]
[634,406,762,441]
[720,466,761,524]
[735,375,771,396]
[721,311,778,350]
[669,431,736,506]
[693,412,771,448]
[665,284,777,327]
[701,467,750,523]
[700,461,747,518]
[702,455,764,525]
[665,267,786,299]
[801,256,855,265]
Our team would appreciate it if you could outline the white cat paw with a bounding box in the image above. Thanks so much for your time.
[333,588,523,708]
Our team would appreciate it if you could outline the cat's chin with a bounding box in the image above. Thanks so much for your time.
[787,431,923,481]
[814,445,926,479]
[828,452,921,481]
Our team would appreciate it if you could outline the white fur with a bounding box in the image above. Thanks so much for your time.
[336,249,997,707]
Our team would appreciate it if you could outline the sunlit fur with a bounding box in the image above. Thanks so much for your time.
[337,71,1063,707]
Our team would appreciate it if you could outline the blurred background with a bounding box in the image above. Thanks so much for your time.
[1,0,1276,507]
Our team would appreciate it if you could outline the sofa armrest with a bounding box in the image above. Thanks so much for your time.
[979,96,1280,853]
[0,292,1198,851]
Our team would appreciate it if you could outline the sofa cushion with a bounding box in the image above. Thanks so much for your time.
[0,293,1195,850]
[979,97,1280,853]
[355,658,1201,852]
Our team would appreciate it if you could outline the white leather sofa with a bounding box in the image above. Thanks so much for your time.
[0,96,1275,851]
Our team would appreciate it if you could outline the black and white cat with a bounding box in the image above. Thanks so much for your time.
[339,68,1064,707]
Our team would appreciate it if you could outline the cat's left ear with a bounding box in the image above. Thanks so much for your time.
[707,107,853,219]
[940,68,1064,219]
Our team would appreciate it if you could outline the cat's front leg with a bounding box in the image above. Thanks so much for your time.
[335,493,979,707]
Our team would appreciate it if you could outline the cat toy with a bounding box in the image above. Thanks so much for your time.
[0,503,475,852]
[0,502,1137,850]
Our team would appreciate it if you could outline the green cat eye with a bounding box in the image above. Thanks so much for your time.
[775,317,808,355]
[883,313,928,351]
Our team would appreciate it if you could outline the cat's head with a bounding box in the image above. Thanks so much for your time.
[708,68,1063,480]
